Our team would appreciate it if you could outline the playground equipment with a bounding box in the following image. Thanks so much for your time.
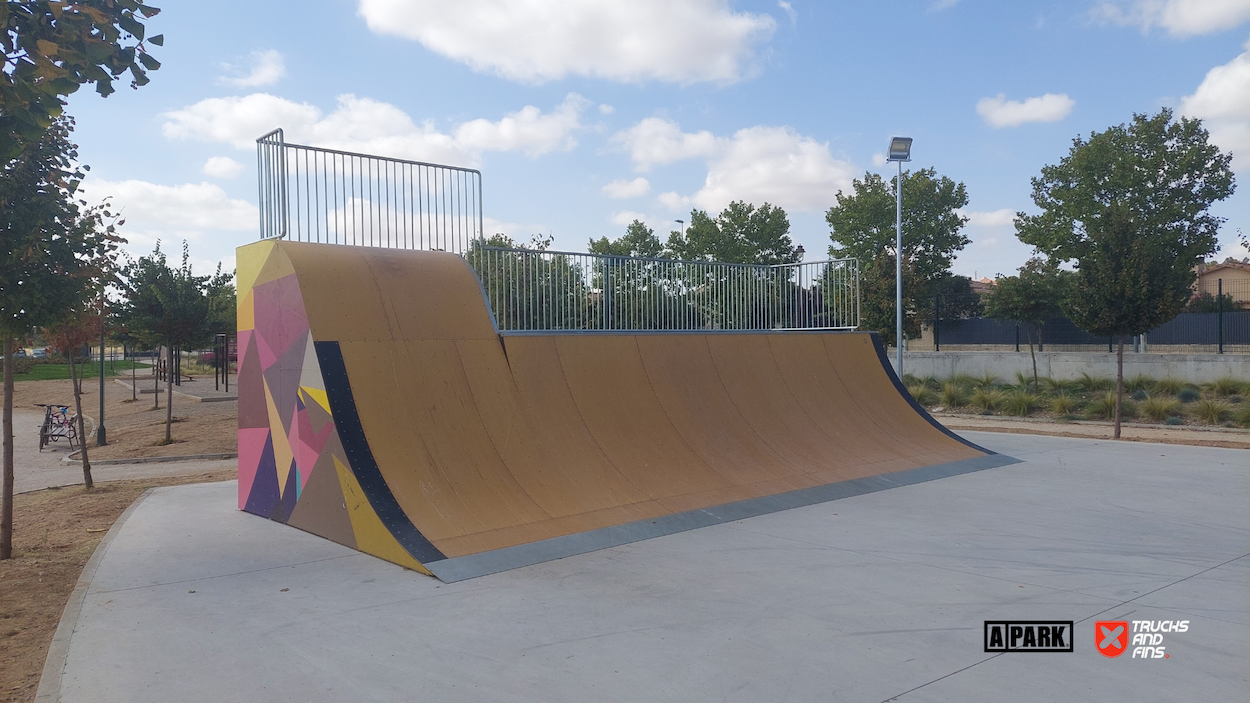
[238,134,1015,582]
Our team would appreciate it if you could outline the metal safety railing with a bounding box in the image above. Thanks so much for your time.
[466,246,859,332]
[256,129,483,253]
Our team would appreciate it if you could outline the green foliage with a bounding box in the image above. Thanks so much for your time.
[1077,372,1114,392]
[1125,374,1156,393]
[1209,377,1246,397]
[925,274,984,323]
[467,236,595,331]
[1043,377,1077,393]
[117,241,210,351]
[826,168,970,345]
[1177,387,1201,403]
[1165,416,1184,426]
[204,263,236,337]
[1049,393,1080,415]
[1088,391,1119,418]
[1140,395,1182,422]
[1183,291,1245,313]
[1195,399,1230,424]
[985,258,1067,328]
[1,116,120,338]
[1235,406,1250,429]
[667,201,798,265]
[1018,110,1235,340]
[946,373,978,388]
[588,219,664,258]
[906,382,935,406]
[1,1,163,157]
[1154,377,1183,395]
[970,387,1006,412]
[1004,389,1039,417]
[13,358,140,381]
[975,372,1000,388]
[1131,389,1148,401]
[938,381,966,408]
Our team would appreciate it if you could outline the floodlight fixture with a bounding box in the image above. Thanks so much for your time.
[887,137,913,162]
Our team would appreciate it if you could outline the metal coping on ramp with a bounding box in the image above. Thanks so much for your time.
[426,453,1021,582]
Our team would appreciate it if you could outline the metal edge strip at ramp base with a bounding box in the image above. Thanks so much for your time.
[426,453,1020,582]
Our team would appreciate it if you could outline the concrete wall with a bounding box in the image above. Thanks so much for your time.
[897,351,1250,383]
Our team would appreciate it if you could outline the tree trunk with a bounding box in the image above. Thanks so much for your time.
[68,351,94,489]
[1,337,14,560]
[165,344,174,443]
[1114,336,1124,440]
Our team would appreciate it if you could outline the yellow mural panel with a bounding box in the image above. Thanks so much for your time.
[333,456,430,574]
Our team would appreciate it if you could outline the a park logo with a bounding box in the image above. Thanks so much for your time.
[1095,621,1129,658]
[983,621,1074,652]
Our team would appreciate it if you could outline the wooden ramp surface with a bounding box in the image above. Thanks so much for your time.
[236,241,1013,581]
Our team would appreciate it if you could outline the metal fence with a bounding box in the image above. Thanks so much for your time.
[256,129,483,253]
[930,311,1250,353]
[466,246,859,333]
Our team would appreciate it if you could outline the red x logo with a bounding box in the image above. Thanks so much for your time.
[1096,621,1129,658]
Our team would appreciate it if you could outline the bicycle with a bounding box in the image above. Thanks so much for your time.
[36,403,79,451]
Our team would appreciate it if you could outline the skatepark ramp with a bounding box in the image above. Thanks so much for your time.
[236,238,1015,581]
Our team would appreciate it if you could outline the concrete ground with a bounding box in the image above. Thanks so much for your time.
[45,432,1249,703]
[11,409,236,494]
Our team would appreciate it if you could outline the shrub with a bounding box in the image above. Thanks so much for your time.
[1140,395,1182,422]
[907,383,936,407]
[1077,372,1115,392]
[1164,416,1184,426]
[946,373,978,389]
[1004,389,1039,417]
[1087,391,1135,419]
[1154,376,1184,395]
[1131,389,1148,401]
[1236,406,1250,428]
[939,382,967,408]
[1210,377,1246,397]
[1043,377,1077,393]
[975,371,1000,388]
[970,388,1006,412]
[1049,393,1080,415]
[1125,374,1156,393]
[1177,387,1201,403]
[1195,399,1230,424]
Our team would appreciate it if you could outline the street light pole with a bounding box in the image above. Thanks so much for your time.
[97,301,107,446]
[675,219,685,238]
[886,137,912,377]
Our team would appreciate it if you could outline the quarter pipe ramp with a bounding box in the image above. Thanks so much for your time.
[236,240,1014,581]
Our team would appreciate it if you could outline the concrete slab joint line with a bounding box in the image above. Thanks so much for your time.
[34,489,156,703]
[233,239,1012,580]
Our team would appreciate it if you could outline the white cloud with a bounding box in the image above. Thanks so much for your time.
[202,156,243,179]
[778,1,797,25]
[1091,0,1250,36]
[976,93,1075,127]
[930,0,961,11]
[658,191,692,211]
[355,0,776,84]
[599,104,615,115]
[610,117,721,171]
[602,177,651,199]
[669,126,856,213]
[1179,37,1250,168]
[960,208,1017,227]
[218,49,286,88]
[871,152,888,167]
[454,94,589,156]
[610,210,650,226]
[163,93,589,166]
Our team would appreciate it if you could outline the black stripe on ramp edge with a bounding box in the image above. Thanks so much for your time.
[867,332,996,455]
[314,341,446,565]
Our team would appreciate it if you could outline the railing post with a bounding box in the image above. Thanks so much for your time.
[1015,324,1019,352]
[933,293,940,352]
[1218,278,1224,354]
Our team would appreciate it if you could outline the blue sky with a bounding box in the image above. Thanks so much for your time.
[67,0,1250,280]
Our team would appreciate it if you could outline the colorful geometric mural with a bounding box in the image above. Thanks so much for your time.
[236,241,428,574]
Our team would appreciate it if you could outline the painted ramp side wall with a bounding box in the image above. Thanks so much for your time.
[238,240,994,579]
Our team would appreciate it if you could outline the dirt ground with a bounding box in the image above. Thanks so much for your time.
[11,377,236,460]
[0,471,236,703]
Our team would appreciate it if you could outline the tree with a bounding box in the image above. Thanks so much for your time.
[588,220,664,258]
[927,274,984,323]
[984,258,1068,391]
[2,1,163,157]
[0,116,119,559]
[666,201,798,265]
[118,242,210,444]
[1016,109,1235,438]
[205,263,236,337]
[1183,291,1244,313]
[826,168,970,346]
[45,309,104,489]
